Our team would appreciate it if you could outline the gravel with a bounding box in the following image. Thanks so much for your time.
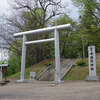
[0,80,100,100]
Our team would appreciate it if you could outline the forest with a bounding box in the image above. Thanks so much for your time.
[0,0,100,76]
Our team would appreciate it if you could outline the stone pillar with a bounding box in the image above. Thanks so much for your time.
[54,29,64,83]
[85,46,99,82]
[17,35,28,82]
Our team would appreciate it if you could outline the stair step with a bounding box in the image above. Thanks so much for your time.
[36,58,79,81]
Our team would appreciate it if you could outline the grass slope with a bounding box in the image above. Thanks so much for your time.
[8,59,55,79]
[64,59,89,81]
[8,53,100,81]
[64,53,100,81]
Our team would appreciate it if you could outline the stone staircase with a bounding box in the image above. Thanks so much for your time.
[61,59,78,79]
[36,58,79,81]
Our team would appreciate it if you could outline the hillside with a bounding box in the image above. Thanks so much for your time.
[64,53,100,81]
[7,59,55,79]
[7,53,100,81]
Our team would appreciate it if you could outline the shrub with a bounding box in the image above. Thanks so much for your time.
[43,61,52,66]
[76,59,86,66]
[7,67,13,76]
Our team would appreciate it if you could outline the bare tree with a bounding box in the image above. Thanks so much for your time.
[7,0,69,27]
[1,0,70,65]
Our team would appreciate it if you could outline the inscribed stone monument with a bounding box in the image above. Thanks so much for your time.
[85,46,99,82]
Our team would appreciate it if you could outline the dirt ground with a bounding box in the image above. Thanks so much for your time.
[0,79,100,100]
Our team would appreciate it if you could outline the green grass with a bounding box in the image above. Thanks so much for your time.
[7,59,55,79]
[64,59,89,81]
[64,65,89,81]
[7,58,100,81]
[64,59,100,81]
[8,65,46,79]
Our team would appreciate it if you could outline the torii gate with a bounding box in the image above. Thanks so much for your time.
[13,24,72,83]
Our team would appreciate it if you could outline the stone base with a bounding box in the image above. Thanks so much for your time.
[17,80,28,82]
[53,80,65,84]
[29,78,35,80]
[85,76,100,82]
[0,82,7,85]
[4,80,10,83]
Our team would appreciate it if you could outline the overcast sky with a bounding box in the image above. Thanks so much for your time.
[0,0,79,19]
[0,0,10,14]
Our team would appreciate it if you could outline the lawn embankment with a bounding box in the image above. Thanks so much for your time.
[64,53,100,81]
[8,59,55,79]
[64,59,89,81]
[8,53,100,81]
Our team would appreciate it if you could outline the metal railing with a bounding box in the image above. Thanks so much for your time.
[61,58,80,79]
[36,63,52,80]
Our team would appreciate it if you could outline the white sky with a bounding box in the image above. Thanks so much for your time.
[67,0,79,20]
[0,0,10,15]
[0,0,79,19]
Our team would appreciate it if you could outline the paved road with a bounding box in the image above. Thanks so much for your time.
[0,80,100,100]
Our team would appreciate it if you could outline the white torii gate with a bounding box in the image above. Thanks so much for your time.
[13,24,72,83]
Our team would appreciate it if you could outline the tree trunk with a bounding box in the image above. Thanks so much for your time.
[71,44,73,58]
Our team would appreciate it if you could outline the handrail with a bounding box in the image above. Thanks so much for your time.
[36,62,52,79]
[36,58,80,80]
[36,65,52,80]
[61,58,80,79]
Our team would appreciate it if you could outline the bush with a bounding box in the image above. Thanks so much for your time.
[7,67,13,76]
[7,55,21,76]
[43,61,52,66]
[76,59,86,66]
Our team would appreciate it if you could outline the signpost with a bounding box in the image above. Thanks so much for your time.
[0,72,2,82]
[30,72,35,80]
[85,46,99,82]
